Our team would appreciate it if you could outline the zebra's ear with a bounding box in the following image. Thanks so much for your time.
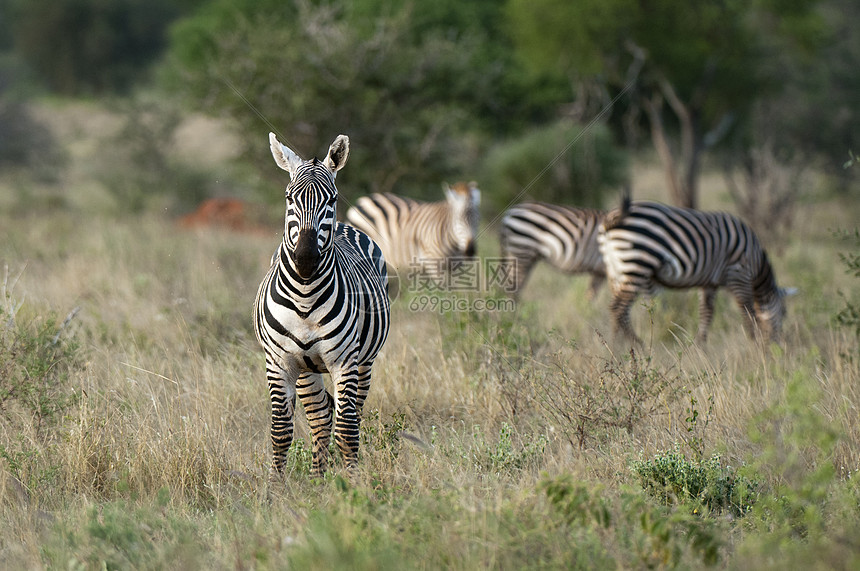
[269,132,303,177]
[468,182,481,206]
[443,183,459,204]
[325,135,349,175]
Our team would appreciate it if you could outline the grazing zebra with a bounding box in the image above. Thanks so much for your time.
[598,198,793,344]
[499,202,606,299]
[254,133,391,476]
[345,182,480,289]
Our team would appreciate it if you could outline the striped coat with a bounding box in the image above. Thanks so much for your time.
[499,202,605,299]
[598,198,792,344]
[254,133,390,476]
[345,182,480,289]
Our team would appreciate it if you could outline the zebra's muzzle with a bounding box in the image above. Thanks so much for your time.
[293,228,320,279]
[463,240,476,258]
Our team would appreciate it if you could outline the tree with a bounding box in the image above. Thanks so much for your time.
[160,0,541,202]
[506,0,824,208]
[7,0,204,95]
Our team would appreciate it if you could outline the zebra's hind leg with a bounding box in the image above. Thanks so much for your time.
[696,287,718,343]
[609,287,642,345]
[586,273,605,301]
[296,371,333,476]
[268,357,298,476]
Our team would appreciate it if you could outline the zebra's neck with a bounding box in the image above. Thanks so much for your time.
[752,252,780,305]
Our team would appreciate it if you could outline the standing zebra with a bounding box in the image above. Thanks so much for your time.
[345,182,480,289]
[598,198,793,344]
[254,133,391,476]
[499,202,606,299]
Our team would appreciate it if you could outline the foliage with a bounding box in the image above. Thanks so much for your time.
[0,283,80,492]
[466,422,548,474]
[834,227,860,338]
[0,57,63,176]
[0,291,80,433]
[96,95,216,214]
[631,448,759,517]
[505,0,827,208]
[161,0,538,201]
[479,119,628,212]
[535,347,683,450]
[542,475,723,568]
[6,0,203,95]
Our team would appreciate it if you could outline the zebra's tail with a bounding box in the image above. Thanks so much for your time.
[602,185,632,231]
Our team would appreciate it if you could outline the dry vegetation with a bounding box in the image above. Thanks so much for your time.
[1,104,859,569]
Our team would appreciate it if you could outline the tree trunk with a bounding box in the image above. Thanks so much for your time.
[641,83,699,209]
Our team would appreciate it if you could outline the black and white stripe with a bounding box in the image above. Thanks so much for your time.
[345,182,480,287]
[598,198,792,343]
[499,202,605,298]
[254,133,390,476]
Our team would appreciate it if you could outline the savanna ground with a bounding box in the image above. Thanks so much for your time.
[1,102,859,569]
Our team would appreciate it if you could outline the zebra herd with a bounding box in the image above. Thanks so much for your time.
[254,132,792,476]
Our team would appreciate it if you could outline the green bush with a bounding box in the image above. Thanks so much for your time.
[834,227,860,339]
[631,448,759,517]
[9,0,201,95]
[479,120,628,213]
[0,293,81,489]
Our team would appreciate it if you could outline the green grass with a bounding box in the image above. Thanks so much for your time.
[1,102,859,569]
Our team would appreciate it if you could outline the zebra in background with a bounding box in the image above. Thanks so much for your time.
[598,197,794,344]
[345,181,481,290]
[254,132,391,476]
[499,202,606,299]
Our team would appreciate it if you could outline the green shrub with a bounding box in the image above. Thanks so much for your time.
[0,281,80,493]
[631,448,759,517]
[834,227,860,339]
[541,474,723,568]
[479,120,628,212]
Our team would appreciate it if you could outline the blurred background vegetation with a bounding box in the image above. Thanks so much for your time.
[0,0,857,220]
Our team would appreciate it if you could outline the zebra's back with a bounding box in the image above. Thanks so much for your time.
[600,201,758,290]
[499,202,605,297]
[500,202,605,274]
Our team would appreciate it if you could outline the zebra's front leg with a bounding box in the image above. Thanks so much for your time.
[355,364,373,415]
[296,371,333,476]
[331,360,362,468]
[727,283,758,340]
[267,357,298,476]
[696,287,718,343]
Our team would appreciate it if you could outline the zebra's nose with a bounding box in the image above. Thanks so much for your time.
[294,228,320,279]
[463,241,476,258]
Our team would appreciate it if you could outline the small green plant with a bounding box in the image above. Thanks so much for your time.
[361,410,408,460]
[833,227,860,339]
[631,447,759,517]
[467,422,548,474]
[1,279,81,489]
[682,389,714,461]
